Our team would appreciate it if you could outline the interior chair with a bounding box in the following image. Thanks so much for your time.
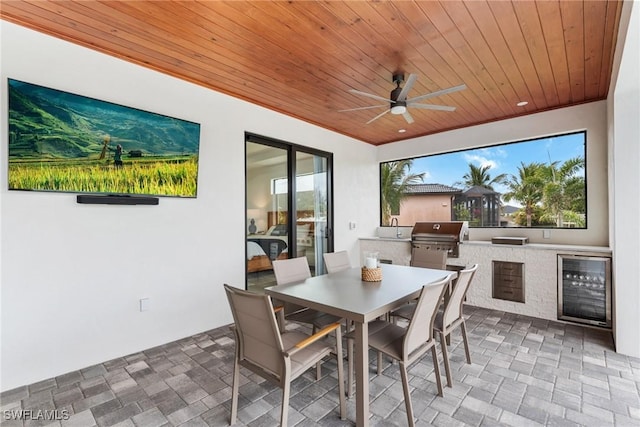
[433,264,478,387]
[323,250,351,274]
[224,284,346,427]
[345,275,452,426]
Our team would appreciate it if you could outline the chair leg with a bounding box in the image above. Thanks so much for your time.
[281,381,290,427]
[439,330,453,388]
[377,351,383,375]
[399,361,415,427]
[460,321,472,364]
[347,337,354,398]
[431,345,444,397]
[230,357,240,425]
[335,328,346,419]
[316,362,322,380]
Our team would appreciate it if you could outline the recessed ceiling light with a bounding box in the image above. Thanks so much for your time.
[398,129,407,133]
[516,101,528,107]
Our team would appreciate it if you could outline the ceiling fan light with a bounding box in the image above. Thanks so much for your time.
[390,104,407,115]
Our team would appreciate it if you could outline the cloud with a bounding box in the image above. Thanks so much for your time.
[479,146,508,158]
[463,153,499,170]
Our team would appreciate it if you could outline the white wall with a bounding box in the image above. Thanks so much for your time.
[609,1,640,358]
[378,101,609,247]
[0,21,377,391]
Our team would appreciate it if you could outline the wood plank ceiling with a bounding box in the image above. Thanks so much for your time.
[0,1,623,145]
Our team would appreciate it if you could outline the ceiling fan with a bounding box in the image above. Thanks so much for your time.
[340,73,466,124]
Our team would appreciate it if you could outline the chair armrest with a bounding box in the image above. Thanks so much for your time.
[285,322,341,356]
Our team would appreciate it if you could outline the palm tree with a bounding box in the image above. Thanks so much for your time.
[540,156,585,227]
[380,160,424,225]
[456,163,507,190]
[502,162,545,227]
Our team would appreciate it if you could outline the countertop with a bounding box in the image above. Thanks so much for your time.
[359,236,411,242]
[358,236,611,253]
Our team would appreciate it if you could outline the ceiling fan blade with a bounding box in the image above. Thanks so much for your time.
[338,104,387,112]
[349,89,394,104]
[406,84,467,103]
[366,109,390,124]
[408,103,457,112]
[402,111,414,124]
[397,73,417,101]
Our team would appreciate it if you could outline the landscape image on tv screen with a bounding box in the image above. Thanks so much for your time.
[7,78,201,197]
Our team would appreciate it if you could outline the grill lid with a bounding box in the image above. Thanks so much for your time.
[411,221,468,242]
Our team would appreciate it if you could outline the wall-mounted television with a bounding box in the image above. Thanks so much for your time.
[7,78,201,198]
[380,131,586,229]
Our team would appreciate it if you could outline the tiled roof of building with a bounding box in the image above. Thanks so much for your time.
[405,184,463,195]
[463,185,500,195]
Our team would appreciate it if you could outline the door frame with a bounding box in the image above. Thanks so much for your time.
[245,132,334,279]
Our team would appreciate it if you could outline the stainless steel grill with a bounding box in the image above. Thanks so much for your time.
[411,221,467,259]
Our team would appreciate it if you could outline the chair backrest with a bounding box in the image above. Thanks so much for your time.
[272,257,311,285]
[442,264,478,328]
[411,248,448,270]
[224,284,285,378]
[323,250,351,274]
[404,274,452,355]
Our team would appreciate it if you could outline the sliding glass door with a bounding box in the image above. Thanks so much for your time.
[245,134,333,292]
[295,151,331,277]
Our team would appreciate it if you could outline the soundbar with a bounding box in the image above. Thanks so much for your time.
[76,194,159,205]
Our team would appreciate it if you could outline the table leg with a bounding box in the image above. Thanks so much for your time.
[355,321,369,427]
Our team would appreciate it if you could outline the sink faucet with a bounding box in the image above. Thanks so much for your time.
[390,218,401,238]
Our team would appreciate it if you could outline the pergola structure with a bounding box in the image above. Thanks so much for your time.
[453,186,501,227]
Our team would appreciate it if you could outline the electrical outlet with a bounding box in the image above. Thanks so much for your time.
[543,230,551,239]
[139,298,150,312]
[349,222,356,230]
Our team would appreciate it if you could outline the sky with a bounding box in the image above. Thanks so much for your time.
[409,132,586,198]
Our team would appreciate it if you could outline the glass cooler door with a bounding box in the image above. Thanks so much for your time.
[558,254,611,328]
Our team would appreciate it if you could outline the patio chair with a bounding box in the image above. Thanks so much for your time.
[272,257,342,330]
[345,274,452,426]
[272,257,343,379]
[323,250,351,274]
[410,247,448,269]
[433,264,478,387]
[390,248,448,321]
[224,284,346,427]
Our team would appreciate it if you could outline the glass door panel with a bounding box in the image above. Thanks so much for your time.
[295,152,329,275]
[246,142,288,293]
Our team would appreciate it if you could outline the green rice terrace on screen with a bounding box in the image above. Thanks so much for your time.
[7,79,201,198]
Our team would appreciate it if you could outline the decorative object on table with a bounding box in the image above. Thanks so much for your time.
[248,218,257,234]
[361,251,382,281]
[361,266,382,282]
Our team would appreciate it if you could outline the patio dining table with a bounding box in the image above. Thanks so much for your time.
[265,263,454,427]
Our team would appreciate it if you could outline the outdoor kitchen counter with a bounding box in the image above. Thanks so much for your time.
[462,240,611,253]
[359,237,411,242]
[359,236,610,252]
[358,237,612,323]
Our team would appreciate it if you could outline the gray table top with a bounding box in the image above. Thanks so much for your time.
[265,263,453,323]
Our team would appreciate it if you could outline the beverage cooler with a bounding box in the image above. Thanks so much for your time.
[557,254,611,328]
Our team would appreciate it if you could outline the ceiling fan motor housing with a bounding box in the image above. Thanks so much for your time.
[390,83,406,114]
[392,73,404,84]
